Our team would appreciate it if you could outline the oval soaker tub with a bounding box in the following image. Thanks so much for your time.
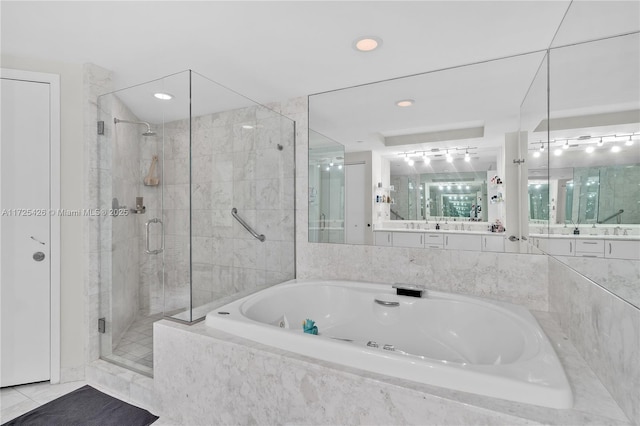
[205,279,573,409]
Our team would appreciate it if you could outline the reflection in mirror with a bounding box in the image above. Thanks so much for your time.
[308,131,345,243]
[310,50,548,253]
[390,171,489,222]
[540,32,640,307]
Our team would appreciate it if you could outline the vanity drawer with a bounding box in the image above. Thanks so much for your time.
[424,233,444,248]
[574,240,604,257]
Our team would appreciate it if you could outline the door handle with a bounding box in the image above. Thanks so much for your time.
[145,218,164,254]
[33,252,45,261]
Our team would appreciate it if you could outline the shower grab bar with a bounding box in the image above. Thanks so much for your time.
[231,208,266,242]
[597,209,624,224]
[145,218,164,254]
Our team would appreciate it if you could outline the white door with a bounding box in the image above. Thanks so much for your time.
[1,77,51,386]
[345,163,366,245]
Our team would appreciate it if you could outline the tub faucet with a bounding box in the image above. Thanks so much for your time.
[393,283,426,298]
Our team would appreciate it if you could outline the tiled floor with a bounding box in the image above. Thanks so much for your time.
[0,380,174,425]
[106,312,163,376]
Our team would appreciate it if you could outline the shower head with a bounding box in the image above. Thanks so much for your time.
[114,117,156,136]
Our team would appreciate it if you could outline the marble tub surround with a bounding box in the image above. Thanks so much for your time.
[549,257,640,425]
[154,314,630,425]
[297,243,549,311]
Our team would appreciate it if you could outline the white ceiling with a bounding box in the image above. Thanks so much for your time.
[2,0,639,174]
[2,0,577,103]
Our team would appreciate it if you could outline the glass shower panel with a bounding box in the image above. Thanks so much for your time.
[98,69,296,375]
[97,74,178,376]
[187,71,296,319]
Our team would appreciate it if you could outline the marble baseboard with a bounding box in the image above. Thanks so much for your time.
[153,316,629,426]
[60,366,85,383]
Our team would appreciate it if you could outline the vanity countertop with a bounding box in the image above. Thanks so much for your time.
[374,228,503,236]
[529,233,640,241]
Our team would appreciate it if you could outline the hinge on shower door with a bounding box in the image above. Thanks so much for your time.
[513,158,525,165]
[97,121,105,135]
[98,317,106,333]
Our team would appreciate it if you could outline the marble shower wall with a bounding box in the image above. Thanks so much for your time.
[549,257,640,424]
[109,98,141,345]
[160,103,296,314]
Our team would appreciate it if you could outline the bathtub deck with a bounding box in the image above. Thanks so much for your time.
[152,311,630,425]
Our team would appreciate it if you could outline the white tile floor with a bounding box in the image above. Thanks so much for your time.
[105,312,163,376]
[0,380,175,425]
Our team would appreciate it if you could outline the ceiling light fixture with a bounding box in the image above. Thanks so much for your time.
[585,146,595,154]
[554,148,563,156]
[625,136,634,146]
[404,153,410,162]
[611,146,621,153]
[539,142,545,152]
[408,159,415,166]
[423,155,431,165]
[353,36,382,52]
[533,151,541,158]
[445,150,453,163]
[464,150,470,162]
[153,92,173,100]
[395,99,415,107]
[563,140,570,150]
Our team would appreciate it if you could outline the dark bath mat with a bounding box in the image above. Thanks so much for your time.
[2,384,158,426]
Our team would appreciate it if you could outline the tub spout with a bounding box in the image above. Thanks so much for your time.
[392,283,426,298]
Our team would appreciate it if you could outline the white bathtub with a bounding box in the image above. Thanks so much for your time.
[205,279,573,409]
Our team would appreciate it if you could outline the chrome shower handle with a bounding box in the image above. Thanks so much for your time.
[145,218,164,254]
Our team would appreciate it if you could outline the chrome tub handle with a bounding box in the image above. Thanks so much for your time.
[374,299,400,307]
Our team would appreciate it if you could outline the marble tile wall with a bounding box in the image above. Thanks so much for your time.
[83,63,114,365]
[549,257,640,424]
[109,99,142,345]
[160,100,296,316]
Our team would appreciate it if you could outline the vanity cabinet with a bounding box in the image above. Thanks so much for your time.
[545,238,575,256]
[605,240,640,260]
[424,233,444,249]
[392,232,425,248]
[444,234,482,251]
[482,235,505,252]
[374,231,393,247]
[574,239,604,257]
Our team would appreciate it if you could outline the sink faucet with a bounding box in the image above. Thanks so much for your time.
[614,226,621,236]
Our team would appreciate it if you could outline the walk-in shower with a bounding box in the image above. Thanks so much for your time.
[96,70,296,376]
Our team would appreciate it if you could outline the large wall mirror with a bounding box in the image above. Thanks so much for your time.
[308,1,639,307]
[309,50,547,252]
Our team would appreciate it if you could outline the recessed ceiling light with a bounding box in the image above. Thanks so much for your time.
[153,92,173,100]
[353,36,382,52]
[395,99,415,107]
